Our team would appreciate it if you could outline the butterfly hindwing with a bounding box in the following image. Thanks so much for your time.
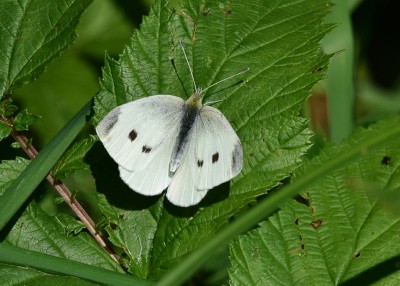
[118,133,176,196]
[166,145,209,207]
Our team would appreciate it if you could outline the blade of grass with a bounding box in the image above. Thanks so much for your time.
[0,100,92,231]
[157,122,400,286]
[323,0,355,142]
[0,243,152,286]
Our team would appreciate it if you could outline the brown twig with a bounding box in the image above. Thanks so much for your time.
[5,116,120,264]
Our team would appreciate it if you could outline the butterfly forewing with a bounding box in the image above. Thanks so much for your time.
[166,105,243,207]
[191,106,243,190]
[96,95,185,172]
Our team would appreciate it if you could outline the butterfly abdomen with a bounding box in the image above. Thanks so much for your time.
[169,102,200,172]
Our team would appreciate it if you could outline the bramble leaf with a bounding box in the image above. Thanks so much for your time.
[93,0,332,279]
[229,116,400,285]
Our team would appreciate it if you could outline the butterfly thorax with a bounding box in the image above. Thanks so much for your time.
[169,90,203,172]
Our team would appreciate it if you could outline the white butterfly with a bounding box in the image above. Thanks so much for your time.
[96,42,247,207]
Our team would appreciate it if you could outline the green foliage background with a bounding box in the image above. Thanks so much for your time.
[1,0,400,285]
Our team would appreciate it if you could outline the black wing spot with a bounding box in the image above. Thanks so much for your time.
[197,160,204,167]
[142,145,152,153]
[212,152,219,163]
[128,129,137,141]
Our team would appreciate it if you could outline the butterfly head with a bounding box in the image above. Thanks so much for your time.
[179,41,248,110]
[186,87,204,109]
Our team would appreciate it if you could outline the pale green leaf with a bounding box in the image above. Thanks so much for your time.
[93,0,332,280]
[229,116,400,286]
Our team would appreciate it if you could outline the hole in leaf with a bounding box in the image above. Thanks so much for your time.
[381,156,391,165]
[311,219,323,229]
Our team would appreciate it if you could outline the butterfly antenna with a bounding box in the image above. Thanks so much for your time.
[179,40,198,92]
[201,67,249,94]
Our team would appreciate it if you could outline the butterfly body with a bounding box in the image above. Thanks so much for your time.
[170,89,202,172]
[96,90,243,207]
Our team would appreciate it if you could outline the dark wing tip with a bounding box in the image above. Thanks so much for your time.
[231,141,243,175]
[96,107,121,138]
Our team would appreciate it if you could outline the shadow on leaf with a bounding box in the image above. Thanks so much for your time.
[341,254,400,285]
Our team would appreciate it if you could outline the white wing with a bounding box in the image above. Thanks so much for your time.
[96,95,184,172]
[96,95,184,196]
[191,105,242,190]
[166,146,209,207]
[166,105,242,207]
[118,131,175,196]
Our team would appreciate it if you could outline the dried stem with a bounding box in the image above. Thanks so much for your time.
[6,117,120,264]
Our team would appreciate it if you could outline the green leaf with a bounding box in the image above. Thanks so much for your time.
[0,98,18,116]
[228,116,400,285]
[0,98,16,141]
[0,121,12,142]
[10,142,21,148]
[97,194,160,278]
[53,136,97,179]
[13,109,40,131]
[161,119,400,286]
[4,202,119,269]
[93,0,332,280]
[0,202,129,285]
[55,213,86,235]
[0,100,92,231]
[0,0,93,97]
[0,263,98,286]
[12,0,130,145]
[0,202,153,286]
[0,157,29,195]
[0,243,152,286]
